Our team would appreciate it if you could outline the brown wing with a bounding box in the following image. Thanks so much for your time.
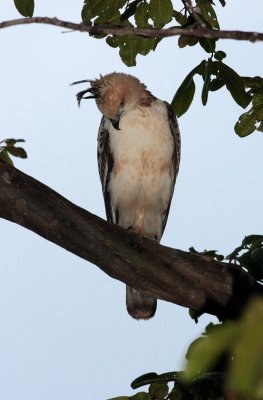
[160,102,181,236]
[97,116,115,223]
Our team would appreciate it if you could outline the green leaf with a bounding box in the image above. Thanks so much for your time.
[6,146,27,158]
[131,373,159,389]
[215,61,251,108]
[82,0,126,24]
[106,36,120,48]
[209,78,225,92]
[214,50,226,61]
[242,234,263,246]
[228,299,263,397]
[189,308,203,323]
[197,0,219,29]
[149,382,169,400]
[0,150,14,165]
[95,8,121,24]
[184,322,236,382]
[118,35,139,66]
[171,61,206,117]
[120,0,142,21]
[137,37,155,56]
[172,75,195,117]
[148,0,173,28]
[14,0,34,17]
[199,38,216,53]
[234,108,257,137]
[106,33,155,66]
[4,138,17,146]
[173,10,188,25]
[135,2,152,27]
[178,35,198,48]
[132,392,151,400]
[190,372,224,398]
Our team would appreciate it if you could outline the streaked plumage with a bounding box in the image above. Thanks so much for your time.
[73,72,180,319]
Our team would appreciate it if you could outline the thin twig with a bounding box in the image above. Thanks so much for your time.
[0,17,263,42]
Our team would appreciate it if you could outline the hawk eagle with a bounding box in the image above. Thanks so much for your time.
[73,72,180,319]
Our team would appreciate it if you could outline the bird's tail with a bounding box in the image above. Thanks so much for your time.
[126,285,157,319]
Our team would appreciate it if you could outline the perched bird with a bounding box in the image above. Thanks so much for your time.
[73,72,180,319]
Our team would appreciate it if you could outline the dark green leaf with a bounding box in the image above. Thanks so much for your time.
[171,61,206,117]
[5,139,17,146]
[135,2,152,27]
[197,0,219,29]
[242,235,263,246]
[190,372,224,398]
[106,36,120,48]
[137,38,155,56]
[82,0,126,24]
[14,0,34,17]
[189,309,203,323]
[214,50,226,61]
[120,0,142,21]
[215,61,251,108]
[184,322,236,382]
[229,299,263,397]
[173,11,188,25]
[106,34,155,65]
[171,74,195,117]
[118,35,139,66]
[132,392,151,400]
[235,108,257,137]
[131,373,158,389]
[199,38,216,53]
[209,78,225,91]
[178,35,198,48]
[149,382,169,400]
[6,146,27,159]
[95,8,121,24]
[131,372,180,390]
[148,0,173,28]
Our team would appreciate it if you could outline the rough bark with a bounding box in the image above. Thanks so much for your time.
[0,159,262,320]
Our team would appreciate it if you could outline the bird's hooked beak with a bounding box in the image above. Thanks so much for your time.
[70,80,99,107]
[110,107,123,131]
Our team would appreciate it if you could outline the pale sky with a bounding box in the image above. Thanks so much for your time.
[0,1,262,399]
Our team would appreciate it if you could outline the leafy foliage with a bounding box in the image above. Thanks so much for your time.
[81,0,224,66]
[14,0,34,17]
[235,80,263,137]
[0,138,27,165]
[171,56,251,117]
[185,299,263,399]
[226,234,263,281]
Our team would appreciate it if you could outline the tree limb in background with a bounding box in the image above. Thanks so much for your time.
[0,159,262,320]
[0,17,263,42]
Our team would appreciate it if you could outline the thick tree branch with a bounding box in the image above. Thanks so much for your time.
[0,159,262,320]
[1,17,263,43]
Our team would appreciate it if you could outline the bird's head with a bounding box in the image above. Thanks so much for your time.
[72,72,153,130]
